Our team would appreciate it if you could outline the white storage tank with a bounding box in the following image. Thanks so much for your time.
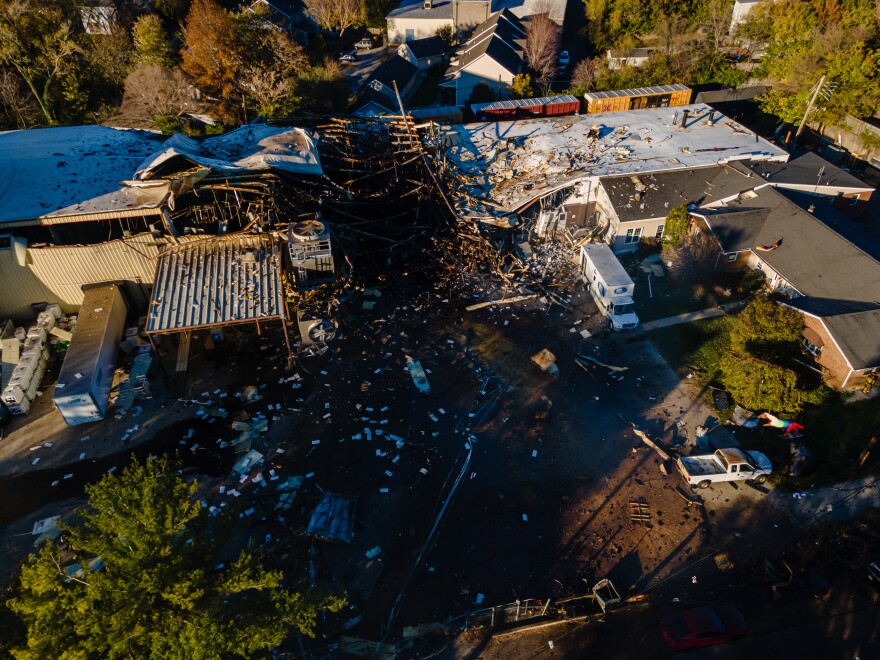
[53,282,128,426]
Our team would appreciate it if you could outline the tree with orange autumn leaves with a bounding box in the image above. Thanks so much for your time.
[180,0,307,122]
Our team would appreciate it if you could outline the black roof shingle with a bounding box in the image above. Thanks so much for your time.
[404,36,450,59]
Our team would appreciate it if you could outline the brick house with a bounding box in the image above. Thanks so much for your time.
[692,185,880,391]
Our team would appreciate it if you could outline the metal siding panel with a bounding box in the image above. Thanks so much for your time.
[0,234,159,319]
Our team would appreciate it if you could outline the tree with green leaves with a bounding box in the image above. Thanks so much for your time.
[716,297,826,414]
[738,0,880,127]
[510,73,533,98]
[719,353,815,416]
[728,295,804,357]
[155,0,192,23]
[0,0,81,125]
[8,455,344,659]
[133,14,175,66]
[661,203,688,246]
[435,23,456,47]
[469,81,496,105]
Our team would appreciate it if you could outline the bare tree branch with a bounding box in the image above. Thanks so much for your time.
[523,13,560,90]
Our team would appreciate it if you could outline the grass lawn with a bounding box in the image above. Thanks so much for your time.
[408,69,443,107]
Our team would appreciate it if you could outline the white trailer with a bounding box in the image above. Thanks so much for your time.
[579,243,640,331]
[53,282,128,426]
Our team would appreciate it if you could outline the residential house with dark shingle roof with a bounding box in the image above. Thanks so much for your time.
[440,9,525,106]
[398,36,451,69]
[596,151,876,253]
[692,185,880,390]
[350,56,419,116]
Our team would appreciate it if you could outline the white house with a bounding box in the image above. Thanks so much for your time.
[386,0,491,44]
[440,9,525,107]
[606,48,652,70]
[730,0,761,34]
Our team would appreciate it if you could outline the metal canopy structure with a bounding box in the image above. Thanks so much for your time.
[146,233,293,379]
[147,233,287,334]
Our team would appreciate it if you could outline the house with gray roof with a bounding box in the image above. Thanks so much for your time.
[596,163,760,251]
[398,36,451,69]
[692,186,880,390]
[350,56,420,116]
[745,150,874,212]
[595,150,876,253]
[439,9,526,106]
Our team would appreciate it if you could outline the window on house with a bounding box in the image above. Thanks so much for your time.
[405,29,415,41]
[802,337,822,357]
[0,235,11,250]
[624,227,642,244]
[727,253,737,262]
[655,224,664,240]
[850,196,860,206]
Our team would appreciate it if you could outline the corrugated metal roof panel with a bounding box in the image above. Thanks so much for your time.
[147,233,286,333]
[585,84,690,101]
[471,95,579,113]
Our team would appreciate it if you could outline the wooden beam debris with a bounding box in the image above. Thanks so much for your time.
[465,294,536,312]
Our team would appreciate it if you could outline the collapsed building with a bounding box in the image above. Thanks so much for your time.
[429,104,879,390]
[0,116,445,417]
[435,104,788,241]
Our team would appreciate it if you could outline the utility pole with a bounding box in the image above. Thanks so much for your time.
[795,74,825,145]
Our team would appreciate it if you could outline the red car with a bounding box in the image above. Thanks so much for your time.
[660,604,747,650]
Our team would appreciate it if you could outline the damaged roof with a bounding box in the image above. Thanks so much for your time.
[146,233,287,334]
[699,187,880,303]
[0,126,164,226]
[442,104,788,216]
[135,125,322,180]
[600,163,758,222]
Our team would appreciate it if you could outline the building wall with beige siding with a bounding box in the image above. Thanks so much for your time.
[0,233,161,320]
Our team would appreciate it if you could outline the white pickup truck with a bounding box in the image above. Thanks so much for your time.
[677,448,772,489]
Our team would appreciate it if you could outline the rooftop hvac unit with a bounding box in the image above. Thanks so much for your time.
[288,218,335,289]
[296,310,338,347]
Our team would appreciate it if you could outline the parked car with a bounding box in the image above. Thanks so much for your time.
[338,52,357,63]
[676,448,772,489]
[661,604,747,650]
[355,38,373,50]
[558,50,570,69]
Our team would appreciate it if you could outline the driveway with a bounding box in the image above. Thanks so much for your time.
[340,47,392,90]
